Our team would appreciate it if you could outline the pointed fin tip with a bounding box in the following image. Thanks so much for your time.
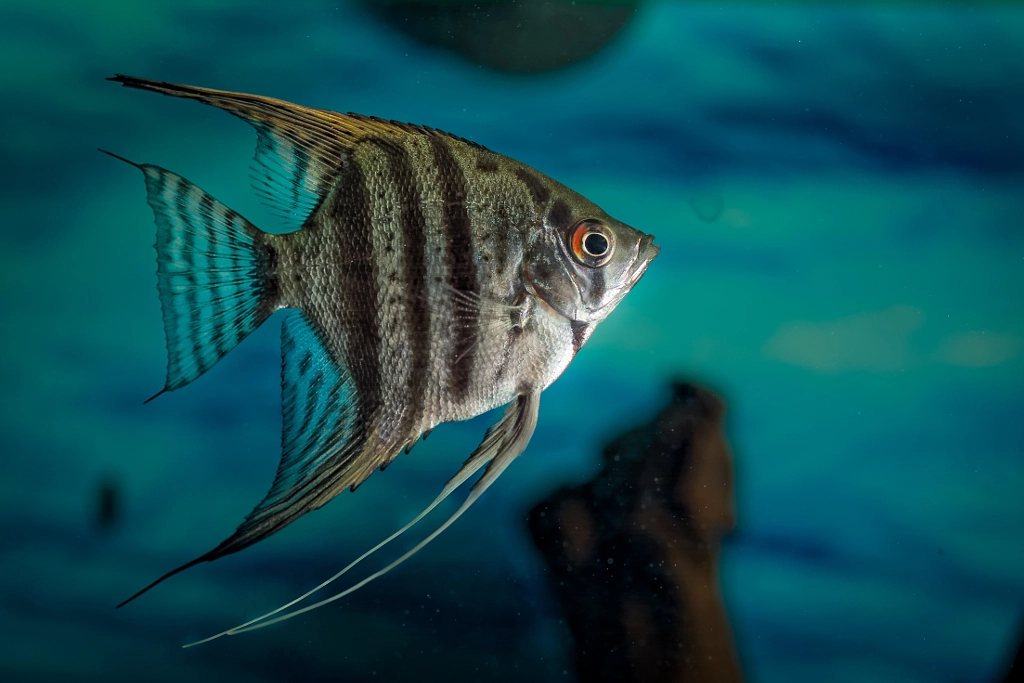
[107,74,148,87]
[106,74,189,98]
[142,388,167,405]
[98,148,142,169]
[115,555,207,609]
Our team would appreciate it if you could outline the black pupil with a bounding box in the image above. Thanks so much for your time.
[584,233,608,256]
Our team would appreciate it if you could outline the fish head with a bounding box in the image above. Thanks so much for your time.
[526,196,659,324]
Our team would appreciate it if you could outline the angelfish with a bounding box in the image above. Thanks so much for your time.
[105,75,658,643]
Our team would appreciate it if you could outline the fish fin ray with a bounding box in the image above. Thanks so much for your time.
[184,392,541,645]
[439,282,527,332]
[246,120,344,231]
[120,159,280,394]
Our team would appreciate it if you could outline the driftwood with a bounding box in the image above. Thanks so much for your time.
[527,382,742,682]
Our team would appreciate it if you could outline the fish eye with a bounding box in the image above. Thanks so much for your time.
[570,220,615,267]
[584,233,608,256]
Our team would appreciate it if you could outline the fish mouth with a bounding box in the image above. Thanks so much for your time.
[620,233,659,293]
[630,233,659,285]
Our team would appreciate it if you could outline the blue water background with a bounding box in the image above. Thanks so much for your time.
[1,1,1022,681]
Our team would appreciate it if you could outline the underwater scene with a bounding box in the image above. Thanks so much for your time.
[1,1,1022,681]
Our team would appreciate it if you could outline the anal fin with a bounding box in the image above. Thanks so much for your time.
[118,311,365,607]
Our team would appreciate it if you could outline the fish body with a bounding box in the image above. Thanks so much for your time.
[280,137,581,433]
[106,76,658,631]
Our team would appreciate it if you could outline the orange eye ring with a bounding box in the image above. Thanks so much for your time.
[570,220,615,267]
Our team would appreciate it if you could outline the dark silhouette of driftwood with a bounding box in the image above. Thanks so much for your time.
[528,382,742,682]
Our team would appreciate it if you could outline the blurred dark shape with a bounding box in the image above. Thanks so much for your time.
[528,382,741,683]
[689,187,724,223]
[95,476,119,532]
[363,0,639,73]
[999,618,1024,682]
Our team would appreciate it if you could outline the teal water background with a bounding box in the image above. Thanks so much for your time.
[1,1,1023,681]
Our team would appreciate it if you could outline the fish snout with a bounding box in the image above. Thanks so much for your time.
[640,233,660,262]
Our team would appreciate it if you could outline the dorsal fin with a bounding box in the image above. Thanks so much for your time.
[108,75,485,230]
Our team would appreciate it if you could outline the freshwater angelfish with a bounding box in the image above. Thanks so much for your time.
[105,75,658,644]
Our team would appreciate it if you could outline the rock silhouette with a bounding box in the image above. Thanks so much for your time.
[528,382,742,682]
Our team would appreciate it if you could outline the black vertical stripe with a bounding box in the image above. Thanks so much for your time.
[476,154,499,173]
[493,205,512,273]
[590,269,606,304]
[514,167,551,206]
[311,383,336,447]
[367,137,431,441]
[254,236,280,322]
[548,198,573,233]
[298,349,314,376]
[429,136,478,400]
[323,157,382,447]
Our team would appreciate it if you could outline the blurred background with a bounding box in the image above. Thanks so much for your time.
[1,1,1023,681]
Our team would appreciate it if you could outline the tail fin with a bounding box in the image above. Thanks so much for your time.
[102,150,281,398]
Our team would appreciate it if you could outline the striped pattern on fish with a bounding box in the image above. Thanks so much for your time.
[284,134,573,433]
[104,75,659,633]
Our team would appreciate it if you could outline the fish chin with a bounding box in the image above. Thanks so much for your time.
[530,284,587,323]
[587,285,633,323]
